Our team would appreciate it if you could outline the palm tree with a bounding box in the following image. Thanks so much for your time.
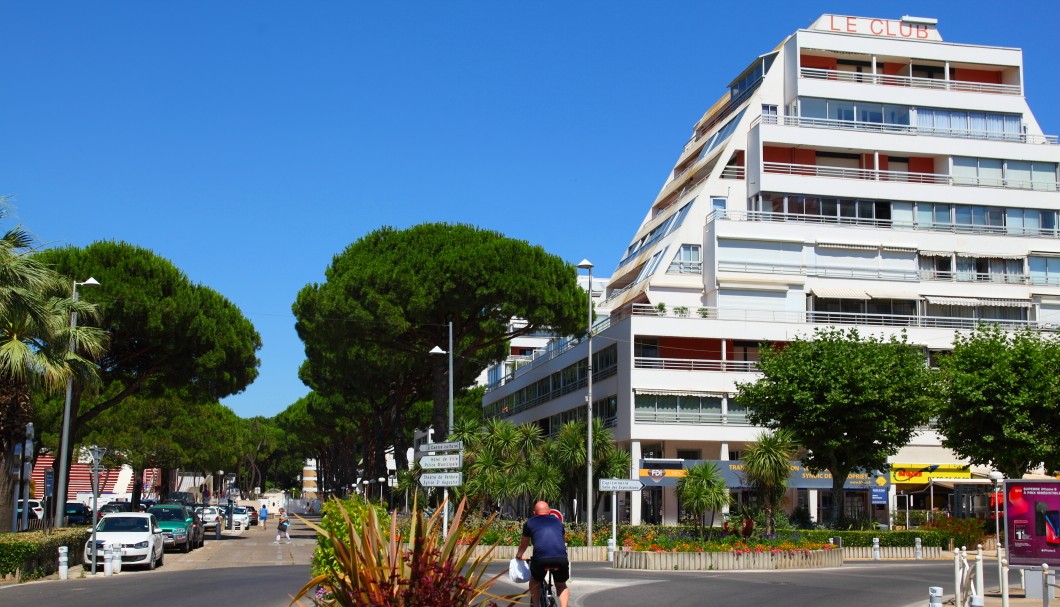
[743,428,798,535]
[676,462,729,539]
[0,211,107,526]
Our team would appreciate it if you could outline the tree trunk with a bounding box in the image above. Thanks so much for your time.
[830,470,849,527]
[131,466,143,510]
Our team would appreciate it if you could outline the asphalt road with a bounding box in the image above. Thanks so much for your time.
[0,513,1006,607]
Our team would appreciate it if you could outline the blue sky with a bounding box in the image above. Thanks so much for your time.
[4,2,1058,418]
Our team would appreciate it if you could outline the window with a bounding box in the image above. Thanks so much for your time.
[917,203,951,228]
[620,202,693,267]
[762,104,778,123]
[711,197,727,212]
[917,109,1021,140]
[668,244,702,273]
[634,338,659,358]
[919,254,953,280]
[697,109,747,162]
[952,157,1057,190]
[731,341,760,362]
[799,98,910,129]
[634,247,668,283]
[677,449,701,460]
[1030,256,1060,286]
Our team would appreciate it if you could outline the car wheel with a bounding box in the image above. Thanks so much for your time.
[149,549,157,570]
[158,549,164,567]
[181,538,191,553]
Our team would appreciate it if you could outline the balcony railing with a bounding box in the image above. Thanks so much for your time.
[720,166,745,179]
[634,356,758,372]
[623,302,1047,332]
[711,209,1060,240]
[763,114,1058,145]
[716,260,1032,285]
[634,410,750,426]
[763,162,1060,192]
[799,67,1022,96]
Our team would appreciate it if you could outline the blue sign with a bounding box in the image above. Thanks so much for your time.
[871,487,888,504]
[45,469,54,498]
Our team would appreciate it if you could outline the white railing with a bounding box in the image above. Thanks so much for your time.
[765,114,1058,145]
[763,162,1060,192]
[720,166,745,179]
[634,410,750,426]
[634,356,758,372]
[625,302,1047,332]
[712,209,1060,240]
[799,67,1022,96]
[716,260,1030,285]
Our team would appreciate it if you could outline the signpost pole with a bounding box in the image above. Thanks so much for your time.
[611,492,617,559]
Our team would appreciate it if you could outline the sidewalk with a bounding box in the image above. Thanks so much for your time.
[160,512,320,570]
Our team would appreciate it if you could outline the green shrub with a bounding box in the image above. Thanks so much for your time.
[311,498,390,578]
[920,516,987,549]
[798,529,948,548]
[0,528,91,581]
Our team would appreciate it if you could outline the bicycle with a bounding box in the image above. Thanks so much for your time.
[538,565,560,607]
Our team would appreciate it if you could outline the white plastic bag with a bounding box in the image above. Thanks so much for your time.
[508,558,531,583]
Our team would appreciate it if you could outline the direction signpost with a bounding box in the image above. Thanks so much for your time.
[417,440,464,537]
[420,472,464,487]
[418,441,463,453]
[599,478,643,561]
[420,453,463,470]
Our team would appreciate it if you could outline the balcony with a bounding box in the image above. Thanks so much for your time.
[763,114,1058,145]
[620,303,1047,332]
[634,357,758,372]
[720,166,745,179]
[715,260,1032,285]
[634,409,750,426]
[711,209,1060,240]
[763,162,1060,193]
[799,67,1022,96]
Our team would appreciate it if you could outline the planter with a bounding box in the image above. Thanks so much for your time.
[612,548,843,571]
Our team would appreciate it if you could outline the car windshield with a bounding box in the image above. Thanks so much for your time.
[98,517,149,533]
[66,505,87,513]
[234,507,247,514]
[149,508,185,522]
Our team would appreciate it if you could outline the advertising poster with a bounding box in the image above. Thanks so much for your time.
[1006,480,1060,567]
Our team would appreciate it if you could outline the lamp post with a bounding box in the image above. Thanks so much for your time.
[989,470,1005,591]
[378,477,385,502]
[577,259,594,547]
[430,321,455,538]
[56,277,100,527]
[362,480,370,503]
[89,446,106,575]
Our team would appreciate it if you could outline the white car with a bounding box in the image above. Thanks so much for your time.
[231,506,251,529]
[17,499,44,520]
[84,513,165,570]
[196,506,223,532]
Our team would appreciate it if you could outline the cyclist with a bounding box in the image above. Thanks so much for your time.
[515,500,569,607]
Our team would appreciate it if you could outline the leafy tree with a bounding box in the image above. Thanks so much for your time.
[33,241,261,512]
[936,325,1060,478]
[737,327,936,526]
[676,462,729,539]
[294,223,586,459]
[0,210,106,526]
[742,428,797,535]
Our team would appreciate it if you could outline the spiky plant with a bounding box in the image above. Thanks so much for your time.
[292,496,519,607]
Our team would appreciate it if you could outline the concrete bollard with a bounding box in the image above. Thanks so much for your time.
[215,523,222,539]
[1002,559,1010,607]
[975,551,983,598]
[873,537,881,561]
[103,544,113,576]
[111,543,122,574]
[58,546,68,580]
[928,586,943,607]
[607,538,615,562]
[915,537,923,560]
[954,548,963,607]
[970,596,984,607]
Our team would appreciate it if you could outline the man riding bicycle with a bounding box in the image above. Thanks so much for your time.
[515,500,570,607]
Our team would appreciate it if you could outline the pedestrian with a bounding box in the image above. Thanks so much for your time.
[260,504,268,530]
[274,507,290,544]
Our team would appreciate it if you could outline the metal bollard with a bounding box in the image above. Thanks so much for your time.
[58,546,68,580]
[970,596,984,607]
[915,537,923,560]
[928,586,943,607]
[954,548,963,607]
[974,553,984,600]
[1002,559,1010,607]
[1044,564,1051,607]
[607,538,615,562]
[873,537,881,561]
[111,543,122,574]
[103,544,113,576]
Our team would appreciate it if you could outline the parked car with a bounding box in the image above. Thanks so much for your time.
[246,505,258,526]
[147,504,197,553]
[97,501,135,521]
[231,506,251,530]
[64,502,92,525]
[16,499,44,520]
[196,506,223,533]
[84,513,164,570]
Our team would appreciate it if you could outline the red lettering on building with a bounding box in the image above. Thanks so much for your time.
[917,24,929,39]
[829,15,842,32]
[846,16,857,33]
[870,19,884,35]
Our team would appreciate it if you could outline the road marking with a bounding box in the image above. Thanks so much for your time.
[490,576,659,607]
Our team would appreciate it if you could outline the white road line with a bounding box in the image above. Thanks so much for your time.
[491,577,660,607]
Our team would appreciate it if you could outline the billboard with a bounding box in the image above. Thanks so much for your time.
[1006,480,1060,567]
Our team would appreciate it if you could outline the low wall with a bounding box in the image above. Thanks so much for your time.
[613,548,843,571]
[842,546,945,559]
[454,545,608,562]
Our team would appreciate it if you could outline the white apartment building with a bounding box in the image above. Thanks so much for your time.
[481,14,1060,526]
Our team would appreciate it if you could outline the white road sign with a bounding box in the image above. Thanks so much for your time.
[420,453,463,470]
[418,440,464,453]
[420,472,463,487]
[599,478,644,492]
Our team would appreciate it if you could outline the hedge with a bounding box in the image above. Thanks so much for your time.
[0,528,91,581]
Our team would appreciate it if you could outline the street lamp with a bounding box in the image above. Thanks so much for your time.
[89,446,106,575]
[362,479,370,503]
[56,277,100,528]
[378,477,386,502]
[989,470,1005,591]
[430,320,454,538]
[577,259,594,547]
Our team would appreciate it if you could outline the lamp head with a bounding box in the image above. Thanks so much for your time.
[79,277,101,287]
[988,470,1004,482]
[576,259,593,270]
[429,346,446,356]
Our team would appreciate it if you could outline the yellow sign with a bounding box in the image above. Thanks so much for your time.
[890,464,970,484]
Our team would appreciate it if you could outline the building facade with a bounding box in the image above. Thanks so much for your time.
[481,14,1060,525]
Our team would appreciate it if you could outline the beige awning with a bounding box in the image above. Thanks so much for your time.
[867,290,922,300]
[816,241,879,251]
[925,296,1033,308]
[925,296,980,306]
[812,288,870,300]
[919,250,954,257]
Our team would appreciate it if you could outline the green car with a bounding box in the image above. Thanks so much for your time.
[147,504,195,553]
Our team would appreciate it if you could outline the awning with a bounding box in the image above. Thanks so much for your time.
[811,288,870,300]
[924,296,982,306]
[817,241,879,251]
[882,245,918,253]
[633,389,725,398]
[866,290,922,300]
[980,298,1034,308]
[919,250,954,257]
